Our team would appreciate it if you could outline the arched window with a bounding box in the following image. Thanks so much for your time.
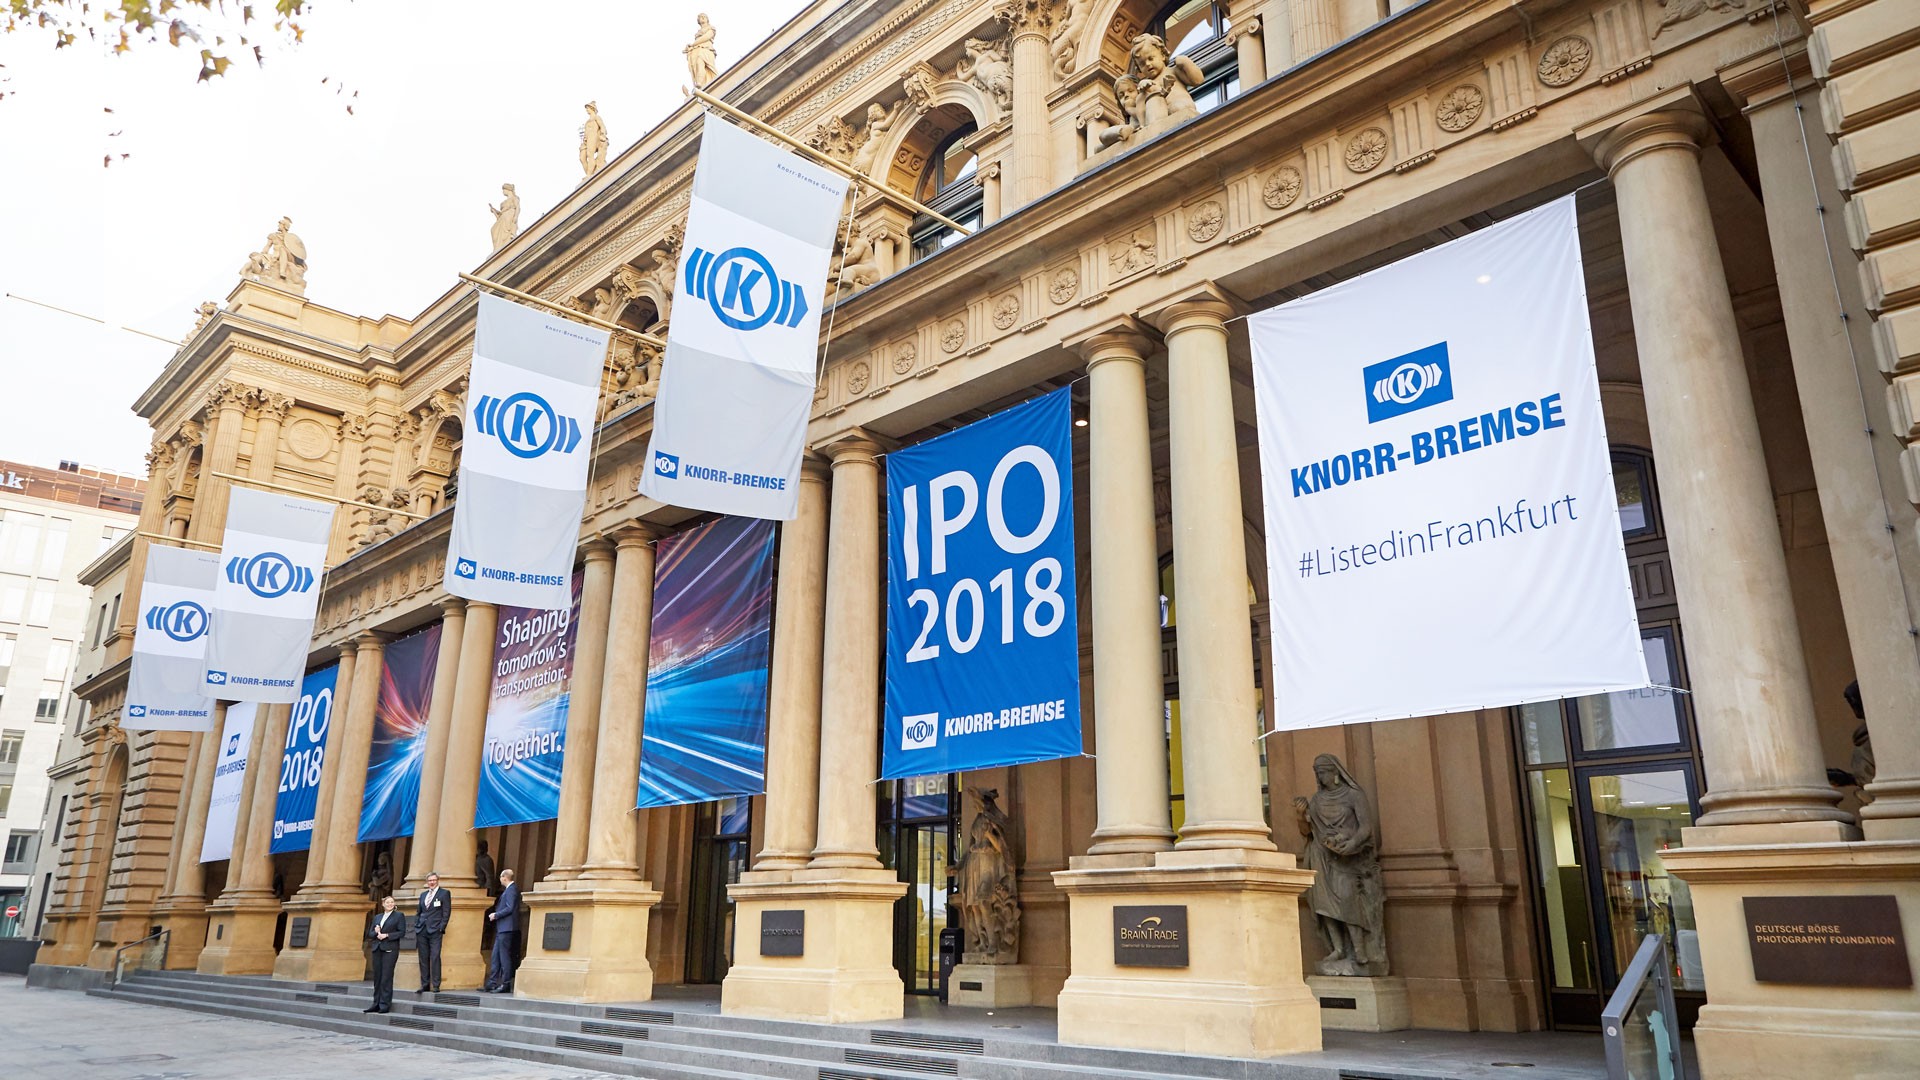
[1148,0,1240,113]
[910,123,985,261]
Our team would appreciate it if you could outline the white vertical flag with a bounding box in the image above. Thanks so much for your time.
[204,487,335,703]
[638,115,851,519]
[1248,197,1646,730]
[124,544,219,731]
[445,293,609,610]
[199,702,257,863]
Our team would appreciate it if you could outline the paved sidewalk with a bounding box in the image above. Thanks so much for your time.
[0,976,634,1080]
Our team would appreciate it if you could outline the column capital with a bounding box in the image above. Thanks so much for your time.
[819,428,888,466]
[1068,316,1158,369]
[1226,13,1262,46]
[579,536,618,563]
[437,595,468,618]
[994,0,1052,39]
[1142,282,1245,337]
[799,453,832,483]
[329,636,360,659]
[607,522,660,548]
[1576,87,1712,176]
[353,629,392,651]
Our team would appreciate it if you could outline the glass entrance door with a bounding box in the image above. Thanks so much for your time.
[685,797,751,984]
[879,775,956,994]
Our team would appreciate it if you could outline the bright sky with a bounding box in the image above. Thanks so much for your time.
[0,0,802,477]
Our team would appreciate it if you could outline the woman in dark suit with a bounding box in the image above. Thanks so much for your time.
[364,894,402,1013]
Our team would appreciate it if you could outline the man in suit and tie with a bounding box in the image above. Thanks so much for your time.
[364,894,402,1013]
[415,872,450,993]
[483,869,521,993]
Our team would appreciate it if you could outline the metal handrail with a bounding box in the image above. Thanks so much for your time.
[1602,933,1686,1080]
[110,928,169,987]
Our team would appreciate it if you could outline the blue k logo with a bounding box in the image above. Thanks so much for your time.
[1363,342,1453,423]
[653,451,680,478]
[146,600,209,642]
[685,246,809,331]
[454,557,478,579]
[473,390,583,460]
[226,552,316,598]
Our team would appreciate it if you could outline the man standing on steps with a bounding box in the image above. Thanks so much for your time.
[483,869,520,994]
[415,872,449,993]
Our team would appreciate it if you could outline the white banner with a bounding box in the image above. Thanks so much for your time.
[204,487,335,702]
[199,702,257,863]
[1248,197,1646,730]
[124,544,219,731]
[637,115,851,519]
[445,293,609,610]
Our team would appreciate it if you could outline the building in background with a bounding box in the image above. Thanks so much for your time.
[0,460,140,937]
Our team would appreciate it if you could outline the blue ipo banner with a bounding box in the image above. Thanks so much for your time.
[475,571,582,828]
[270,664,338,853]
[883,388,1082,780]
[635,516,776,808]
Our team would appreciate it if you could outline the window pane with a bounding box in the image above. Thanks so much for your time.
[1519,700,1568,764]
[1527,770,1596,990]
[27,589,52,626]
[37,519,68,576]
[1614,459,1649,535]
[0,633,14,670]
[0,731,21,764]
[1575,634,1682,751]
[1587,769,1701,991]
[3,513,41,571]
[0,584,23,622]
[36,681,61,719]
[0,785,12,816]
[45,640,71,679]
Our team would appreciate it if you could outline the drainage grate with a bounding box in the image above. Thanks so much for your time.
[870,1031,985,1055]
[604,1006,673,1024]
[414,1005,457,1019]
[581,1020,650,1040]
[294,993,327,1003]
[820,1071,886,1080]
[436,993,481,1006]
[845,1048,959,1076]
[388,1016,435,1031]
[314,984,351,994]
[556,1034,624,1056]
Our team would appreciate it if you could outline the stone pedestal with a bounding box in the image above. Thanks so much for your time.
[949,963,1035,1008]
[194,897,282,975]
[271,895,371,982]
[1052,850,1321,1058]
[149,901,210,970]
[513,880,663,1002]
[720,869,909,1024]
[1306,975,1409,1032]
[1663,839,1920,1079]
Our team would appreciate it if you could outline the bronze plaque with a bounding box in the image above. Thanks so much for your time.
[761,910,805,957]
[1113,905,1188,968]
[542,912,574,952]
[1745,895,1911,988]
[288,917,311,949]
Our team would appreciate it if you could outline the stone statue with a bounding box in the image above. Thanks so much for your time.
[475,838,498,896]
[488,183,520,251]
[1050,0,1093,78]
[1099,33,1204,153]
[952,787,1020,965]
[580,102,608,177]
[956,36,1014,116]
[365,850,393,903]
[1292,754,1388,977]
[1827,680,1877,801]
[684,13,719,88]
[850,101,904,178]
[832,226,881,296]
[242,216,308,293]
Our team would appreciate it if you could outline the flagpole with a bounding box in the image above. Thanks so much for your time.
[211,471,430,520]
[135,531,222,551]
[684,86,976,237]
[456,273,666,350]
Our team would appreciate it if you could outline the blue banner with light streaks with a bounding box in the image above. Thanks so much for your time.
[635,516,776,809]
[357,623,441,842]
[474,571,581,828]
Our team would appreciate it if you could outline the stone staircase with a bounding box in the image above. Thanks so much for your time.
[92,969,1406,1080]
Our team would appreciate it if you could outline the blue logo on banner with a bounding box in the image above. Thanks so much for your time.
[1364,341,1453,423]
[454,557,478,579]
[684,246,809,331]
[226,551,316,598]
[126,704,148,718]
[473,391,583,459]
[271,665,336,854]
[653,451,680,478]
[882,388,1082,780]
[206,669,229,685]
[145,600,208,642]
[227,732,241,755]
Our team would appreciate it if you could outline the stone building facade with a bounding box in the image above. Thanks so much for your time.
[32,1,1920,1075]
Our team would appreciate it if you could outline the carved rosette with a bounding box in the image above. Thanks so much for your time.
[992,294,1020,330]
[848,361,872,395]
[1435,85,1484,132]
[1263,166,1303,209]
[1536,36,1592,88]
[1187,200,1224,243]
[1049,267,1079,305]
[941,319,967,354]
[1345,128,1389,174]
[893,343,917,374]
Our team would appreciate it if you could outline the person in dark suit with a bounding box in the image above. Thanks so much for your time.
[483,869,520,993]
[415,872,449,993]
[364,894,402,1013]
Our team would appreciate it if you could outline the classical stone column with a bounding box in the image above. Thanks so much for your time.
[519,530,661,1002]
[546,541,615,880]
[1290,0,1339,59]
[754,459,831,871]
[980,162,1004,225]
[151,716,218,967]
[1159,297,1275,852]
[248,391,292,480]
[424,600,499,989]
[1227,15,1266,84]
[1074,321,1175,857]
[999,0,1054,208]
[1593,108,1853,840]
[294,640,358,893]
[190,381,252,543]
[197,702,292,975]
[400,598,466,892]
[809,437,886,869]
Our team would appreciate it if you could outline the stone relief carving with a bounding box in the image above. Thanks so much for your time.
[253,388,294,421]
[992,294,1020,329]
[1187,200,1224,243]
[1345,128,1389,173]
[1536,36,1592,87]
[892,342,917,374]
[580,102,608,177]
[241,217,308,294]
[1048,266,1079,305]
[952,787,1020,965]
[850,101,906,179]
[1652,0,1745,39]
[204,379,252,414]
[1050,0,1094,78]
[808,115,860,163]
[685,13,719,88]
[1435,85,1484,132]
[1292,754,1388,977]
[286,418,331,461]
[993,0,1051,38]
[956,35,1014,116]
[339,413,373,441]
[488,183,520,251]
[1263,166,1303,209]
[901,63,939,114]
[1110,228,1157,278]
[941,319,967,353]
[848,361,872,395]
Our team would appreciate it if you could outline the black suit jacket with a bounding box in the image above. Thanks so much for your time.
[367,910,403,953]
[416,887,450,936]
[490,883,521,933]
